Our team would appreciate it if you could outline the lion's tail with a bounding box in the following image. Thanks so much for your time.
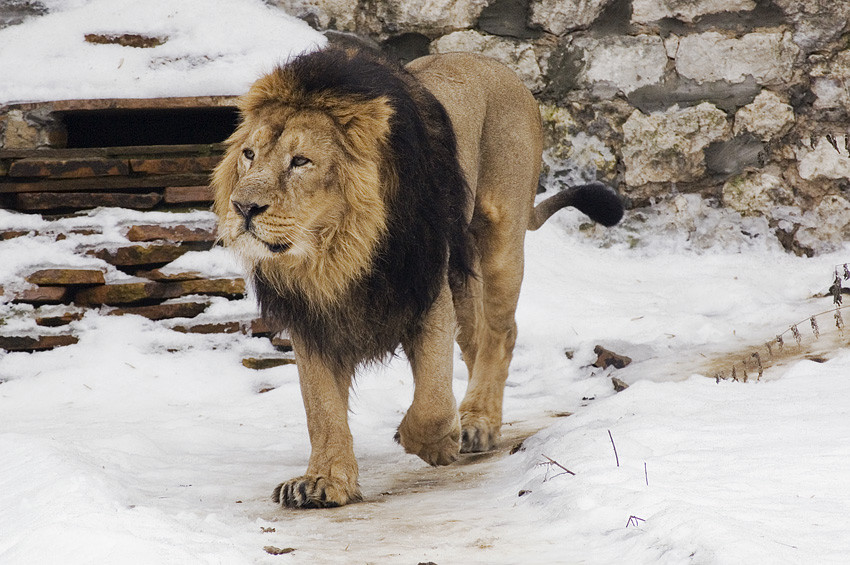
[528,182,624,231]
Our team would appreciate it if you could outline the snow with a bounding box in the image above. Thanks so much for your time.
[2,3,850,564]
[0,0,326,104]
[3,200,850,564]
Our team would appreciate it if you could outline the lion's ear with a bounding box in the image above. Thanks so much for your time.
[331,97,394,150]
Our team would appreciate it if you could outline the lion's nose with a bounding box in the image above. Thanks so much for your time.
[232,200,269,226]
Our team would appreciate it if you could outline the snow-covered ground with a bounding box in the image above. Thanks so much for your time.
[0,0,325,104]
[2,2,850,563]
[2,199,850,564]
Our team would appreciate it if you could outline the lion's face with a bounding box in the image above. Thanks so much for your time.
[219,110,348,264]
[212,77,396,303]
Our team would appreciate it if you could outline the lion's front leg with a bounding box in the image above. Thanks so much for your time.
[397,282,461,466]
[273,340,361,509]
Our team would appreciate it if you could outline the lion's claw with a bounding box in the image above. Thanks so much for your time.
[272,475,361,509]
[460,413,499,453]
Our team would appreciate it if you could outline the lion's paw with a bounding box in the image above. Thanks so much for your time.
[272,475,362,509]
[460,412,500,453]
[394,413,461,466]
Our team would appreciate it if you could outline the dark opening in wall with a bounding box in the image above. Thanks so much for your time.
[61,106,239,148]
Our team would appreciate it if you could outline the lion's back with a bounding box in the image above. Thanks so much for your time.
[406,52,543,218]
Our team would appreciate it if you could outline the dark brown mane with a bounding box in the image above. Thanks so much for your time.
[251,48,473,374]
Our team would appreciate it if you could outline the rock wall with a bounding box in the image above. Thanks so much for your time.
[268,0,850,255]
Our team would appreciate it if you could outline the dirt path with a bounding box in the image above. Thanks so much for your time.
[255,416,560,564]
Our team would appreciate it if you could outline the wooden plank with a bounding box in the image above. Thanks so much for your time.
[15,191,162,211]
[164,185,214,204]
[8,158,129,178]
[0,173,210,194]
[0,144,225,160]
[129,156,221,174]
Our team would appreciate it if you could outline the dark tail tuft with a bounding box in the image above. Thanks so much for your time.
[529,181,624,230]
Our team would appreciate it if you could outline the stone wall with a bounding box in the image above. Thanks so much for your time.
[268,0,850,255]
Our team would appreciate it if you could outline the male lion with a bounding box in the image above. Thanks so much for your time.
[212,47,622,508]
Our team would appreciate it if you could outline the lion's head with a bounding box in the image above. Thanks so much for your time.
[212,48,472,370]
[212,53,398,305]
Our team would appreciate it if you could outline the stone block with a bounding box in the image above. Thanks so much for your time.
[431,31,543,92]
[25,268,105,286]
[91,243,193,267]
[575,35,667,95]
[125,224,216,243]
[733,90,795,140]
[632,0,755,24]
[135,268,203,282]
[0,334,79,352]
[675,31,799,86]
[108,301,209,321]
[622,102,730,187]
[529,0,612,35]
[797,136,850,181]
[722,172,795,217]
[171,278,246,298]
[12,286,70,304]
[74,281,172,305]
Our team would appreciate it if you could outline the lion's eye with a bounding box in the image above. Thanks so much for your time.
[242,148,255,161]
[291,155,311,168]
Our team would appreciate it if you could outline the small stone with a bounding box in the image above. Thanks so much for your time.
[611,377,629,392]
[170,278,246,298]
[593,345,632,369]
[172,322,241,334]
[35,310,86,327]
[263,546,295,555]
[243,357,297,370]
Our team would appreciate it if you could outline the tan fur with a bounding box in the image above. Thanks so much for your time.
[213,52,543,508]
[213,83,395,306]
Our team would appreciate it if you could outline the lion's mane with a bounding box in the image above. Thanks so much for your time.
[214,48,474,373]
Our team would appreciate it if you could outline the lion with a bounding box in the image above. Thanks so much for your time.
[212,47,623,508]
